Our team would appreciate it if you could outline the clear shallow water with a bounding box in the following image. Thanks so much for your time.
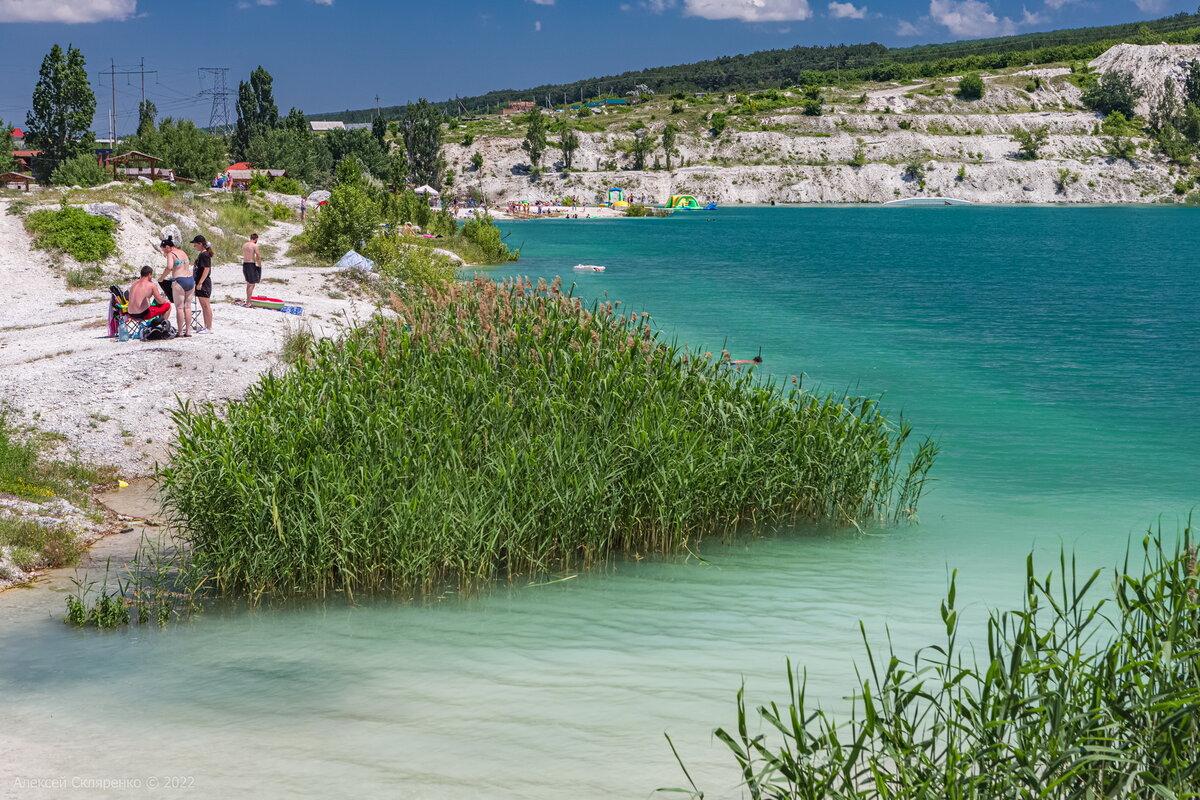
[3,207,1198,799]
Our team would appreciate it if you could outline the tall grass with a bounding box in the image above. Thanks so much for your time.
[160,277,935,599]
[672,525,1200,798]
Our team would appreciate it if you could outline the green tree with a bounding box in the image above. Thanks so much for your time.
[322,128,388,178]
[244,126,327,184]
[150,119,227,181]
[25,44,96,182]
[372,115,387,145]
[556,121,579,170]
[50,153,108,186]
[1184,60,1200,106]
[137,99,156,137]
[282,107,309,134]
[661,123,678,171]
[400,99,444,189]
[383,148,409,191]
[1082,71,1142,118]
[521,106,548,172]
[1012,126,1049,160]
[470,151,484,172]
[957,72,985,100]
[1150,78,1181,132]
[0,123,14,173]
[232,66,280,161]
[301,180,381,260]
[625,127,654,170]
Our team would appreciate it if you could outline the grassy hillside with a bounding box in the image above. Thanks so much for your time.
[317,12,1200,122]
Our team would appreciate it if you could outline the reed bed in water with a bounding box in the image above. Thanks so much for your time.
[673,525,1200,798]
[160,277,936,598]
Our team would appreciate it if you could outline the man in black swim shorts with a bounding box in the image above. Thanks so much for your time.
[241,232,262,305]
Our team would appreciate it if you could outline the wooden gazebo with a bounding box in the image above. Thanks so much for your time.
[108,151,173,182]
[0,172,34,191]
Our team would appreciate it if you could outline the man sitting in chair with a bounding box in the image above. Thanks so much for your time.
[127,266,172,320]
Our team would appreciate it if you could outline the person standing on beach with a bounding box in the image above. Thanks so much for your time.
[300,196,307,223]
[190,235,214,333]
[241,233,262,305]
[160,237,194,337]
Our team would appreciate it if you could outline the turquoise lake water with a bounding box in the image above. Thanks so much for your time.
[2,207,1197,798]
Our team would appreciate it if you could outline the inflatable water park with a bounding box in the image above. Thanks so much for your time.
[602,188,718,211]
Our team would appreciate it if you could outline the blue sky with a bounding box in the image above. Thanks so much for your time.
[0,0,1192,133]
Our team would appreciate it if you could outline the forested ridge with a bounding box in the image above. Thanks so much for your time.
[316,11,1200,122]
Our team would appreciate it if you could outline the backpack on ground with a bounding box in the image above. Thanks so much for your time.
[142,316,176,341]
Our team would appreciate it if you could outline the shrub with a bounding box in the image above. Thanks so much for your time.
[1012,126,1049,160]
[460,213,517,263]
[50,154,108,187]
[363,234,458,287]
[160,278,936,598]
[1055,167,1079,194]
[1105,135,1137,162]
[709,112,727,138]
[470,152,484,172]
[1100,111,1141,137]
[1082,70,1142,118]
[956,164,967,181]
[269,203,293,222]
[902,158,927,189]
[295,182,381,261]
[848,139,867,168]
[149,181,173,198]
[957,71,985,100]
[678,526,1200,798]
[25,206,116,263]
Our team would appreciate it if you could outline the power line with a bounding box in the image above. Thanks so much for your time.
[104,59,157,141]
[198,67,231,136]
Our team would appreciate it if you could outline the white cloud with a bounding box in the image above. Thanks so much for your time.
[1133,0,1167,10]
[534,19,542,30]
[683,0,812,21]
[529,0,555,4]
[928,0,1015,37]
[1043,0,1075,8]
[0,0,136,22]
[828,1,866,17]
[311,0,333,5]
[644,0,676,11]
[896,18,921,35]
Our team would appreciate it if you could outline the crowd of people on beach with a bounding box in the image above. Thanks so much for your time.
[121,232,263,339]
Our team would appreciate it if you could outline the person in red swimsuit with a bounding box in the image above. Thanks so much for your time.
[127,265,171,320]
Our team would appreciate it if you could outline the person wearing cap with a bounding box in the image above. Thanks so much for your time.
[191,235,214,333]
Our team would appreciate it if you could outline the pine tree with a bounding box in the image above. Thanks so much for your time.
[137,99,157,137]
[400,99,444,189]
[1184,60,1200,106]
[556,121,580,171]
[1150,78,1181,132]
[521,106,548,172]
[372,115,387,145]
[25,44,96,181]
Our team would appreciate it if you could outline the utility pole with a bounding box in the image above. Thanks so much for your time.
[198,67,231,136]
[104,60,157,142]
[375,93,381,119]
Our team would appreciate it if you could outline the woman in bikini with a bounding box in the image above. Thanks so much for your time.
[160,237,194,337]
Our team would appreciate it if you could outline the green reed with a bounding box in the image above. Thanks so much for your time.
[670,524,1200,799]
[160,276,936,599]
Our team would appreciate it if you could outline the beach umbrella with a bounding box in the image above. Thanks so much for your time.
[414,185,440,196]
[307,190,331,203]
